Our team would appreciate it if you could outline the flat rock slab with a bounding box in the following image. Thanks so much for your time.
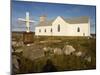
[22,45,44,60]
[40,40,61,43]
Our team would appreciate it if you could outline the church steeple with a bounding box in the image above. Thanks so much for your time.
[39,15,47,22]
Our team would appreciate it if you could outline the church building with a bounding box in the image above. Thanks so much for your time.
[35,16,90,36]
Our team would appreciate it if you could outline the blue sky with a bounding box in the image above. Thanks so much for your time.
[11,1,96,33]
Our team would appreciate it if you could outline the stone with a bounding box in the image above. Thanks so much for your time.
[54,48,62,55]
[12,41,17,46]
[15,49,23,53]
[84,56,91,62]
[12,41,23,47]
[63,45,75,55]
[23,32,34,44]
[12,46,15,52]
[75,51,82,56]
[43,47,50,52]
[22,45,44,60]
[43,47,53,56]
[12,55,20,73]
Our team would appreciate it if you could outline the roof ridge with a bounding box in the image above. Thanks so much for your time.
[65,16,89,20]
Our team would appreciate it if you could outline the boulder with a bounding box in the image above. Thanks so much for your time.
[54,48,62,55]
[63,45,75,55]
[84,56,91,62]
[22,45,44,60]
[75,51,82,57]
[15,49,23,53]
[43,47,49,52]
[12,55,20,73]
[12,41,23,47]
[43,47,49,56]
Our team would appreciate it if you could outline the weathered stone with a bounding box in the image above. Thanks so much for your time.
[43,47,53,56]
[12,41,23,47]
[75,51,82,56]
[12,41,17,46]
[54,48,62,55]
[63,45,75,55]
[12,55,20,73]
[15,49,23,53]
[43,47,49,52]
[12,47,14,52]
[22,45,44,60]
[84,56,91,62]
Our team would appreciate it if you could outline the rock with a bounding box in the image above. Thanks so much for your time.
[75,51,82,56]
[12,55,20,73]
[43,47,49,56]
[43,47,49,52]
[12,41,23,47]
[22,45,44,60]
[63,45,75,55]
[12,47,14,52]
[15,49,23,53]
[43,47,54,56]
[54,48,62,55]
[12,41,17,46]
[84,56,91,62]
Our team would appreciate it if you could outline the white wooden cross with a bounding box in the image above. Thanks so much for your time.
[18,12,35,33]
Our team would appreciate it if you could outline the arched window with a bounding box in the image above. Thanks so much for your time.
[39,29,41,32]
[77,27,80,32]
[51,28,52,32]
[58,24,60,32]
[45,29,46,32]
[83,33,85,36]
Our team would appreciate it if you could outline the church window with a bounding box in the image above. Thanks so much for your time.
[51,28,52,32]
[45,29,46,32]
[77,27,80,32]
[39,29,41,32]
[83,33,85,36]
[58,24,60,32]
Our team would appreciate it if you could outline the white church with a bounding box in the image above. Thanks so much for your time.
[35,16,90,36]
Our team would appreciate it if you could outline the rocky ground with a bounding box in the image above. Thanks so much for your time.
[12,36,96,74]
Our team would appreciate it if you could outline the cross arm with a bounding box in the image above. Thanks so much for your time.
[29,20,36,23]
[18,18,35,23]
[18,18,27,22]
